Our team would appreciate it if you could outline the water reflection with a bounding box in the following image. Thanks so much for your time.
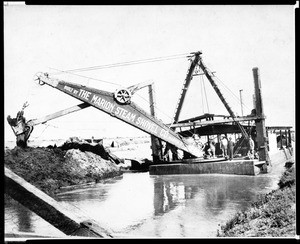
[5,195,33,233]
[16,202,32,232]
[5,170,283,238]
[154,181,186,215]
[152,174,277,219]
[5,195,67,237]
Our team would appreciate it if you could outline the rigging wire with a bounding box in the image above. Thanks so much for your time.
[49,53,190,75]
[200,74,205,114]
[30,124,50,140]
[134,92,175,125]
[47,67,121,87]
[213,74,252,113]
[132,89,197,143]
[134,90,204,141]
[201,74,210,113]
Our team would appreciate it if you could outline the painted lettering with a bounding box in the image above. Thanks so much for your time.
[114,107,136,123]
[99,98,106,107]
[64,85,73,93]
[159,129,169,139]
[136,117,159,135]
[91,94,99,104]
[78,89,91,100]
[126,112,136,122]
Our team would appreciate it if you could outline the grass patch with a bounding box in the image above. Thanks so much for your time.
[217,165,296,237]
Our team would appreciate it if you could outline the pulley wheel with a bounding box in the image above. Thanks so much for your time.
[114,88,131,104]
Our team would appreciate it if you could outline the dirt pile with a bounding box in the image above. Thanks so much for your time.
[64,149,120,181]
[217,164,296,237]
[5,145,122,197]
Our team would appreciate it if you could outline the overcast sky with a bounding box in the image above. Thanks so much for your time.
[4,4,296,142]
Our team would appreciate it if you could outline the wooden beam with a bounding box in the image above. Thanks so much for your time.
[148,83,163,163]
[288,129,292,146]
[252,68,270,164]
[176,113,228,124]
[198,56,249,139]
[173,51,201,123]
[28,102,91,126]
[179,124,254,137]
[5,167,113,238]
[170,116,262,128]
[266,126,293,130]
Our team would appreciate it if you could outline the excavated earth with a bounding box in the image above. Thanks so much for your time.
[4,142,123,197]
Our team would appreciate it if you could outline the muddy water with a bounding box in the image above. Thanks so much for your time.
[5,165,286,238]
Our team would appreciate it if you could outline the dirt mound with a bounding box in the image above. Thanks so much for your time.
[49,141,123,165]
[5,146,122,196]
[58,141,110,160]
[64,149,120,181]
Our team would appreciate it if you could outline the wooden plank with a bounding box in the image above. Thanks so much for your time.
[170,116,262,128]
[4,167,113,238]
[176,113,229,123]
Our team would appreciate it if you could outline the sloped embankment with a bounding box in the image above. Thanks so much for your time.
[217,164,296,237]
[5,144,122,197]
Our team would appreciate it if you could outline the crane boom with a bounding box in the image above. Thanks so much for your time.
[34,73,203,157]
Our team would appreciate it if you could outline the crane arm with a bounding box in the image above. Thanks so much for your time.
[14,73,202,157]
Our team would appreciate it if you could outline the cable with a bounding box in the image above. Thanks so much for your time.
[133,91,175,124]
[134,91,203,141]
[31,124,50,140]
[202,74,210,113]
[213,75,251,113]
[200,74,205,114]
[49,53,190,75]
[47,67,122,87]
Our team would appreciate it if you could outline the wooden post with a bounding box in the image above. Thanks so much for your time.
[252,68,270,165]
[288,129,292,147]
[5,167,113,238]
[285,130,288,147]
[280,130,283,149]
[148,83,163,163]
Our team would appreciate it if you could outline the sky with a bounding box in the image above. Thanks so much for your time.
[4,4,296,143]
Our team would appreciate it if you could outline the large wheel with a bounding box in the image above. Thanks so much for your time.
[114,88,131,104]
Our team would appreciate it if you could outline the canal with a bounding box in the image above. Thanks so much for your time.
[5,164,286,238]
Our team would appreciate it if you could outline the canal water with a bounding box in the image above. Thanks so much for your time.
[5,164,286,238]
